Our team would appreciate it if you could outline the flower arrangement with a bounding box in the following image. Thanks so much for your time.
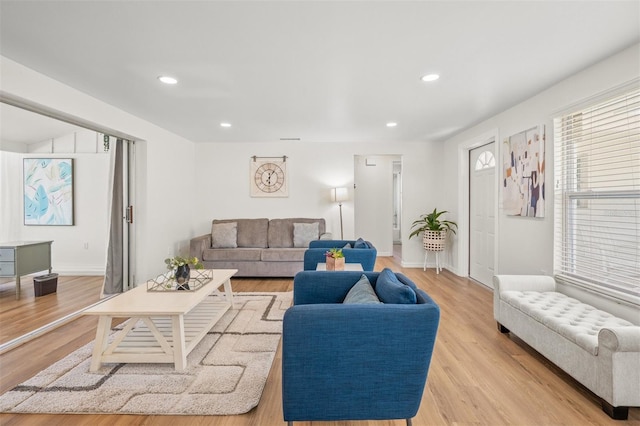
[164,256,204,270]
[325,248,345,258]
[325,247,345,270]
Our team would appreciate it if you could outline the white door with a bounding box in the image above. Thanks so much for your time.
[469,143,496,287]
[354,155,398,256]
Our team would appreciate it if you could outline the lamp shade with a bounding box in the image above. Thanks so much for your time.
[333,187,348,203]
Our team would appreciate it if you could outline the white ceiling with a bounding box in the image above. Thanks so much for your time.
[0,103,83,145]
[1,1,639,144]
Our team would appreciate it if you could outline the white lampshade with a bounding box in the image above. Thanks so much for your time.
[333,187,348,203]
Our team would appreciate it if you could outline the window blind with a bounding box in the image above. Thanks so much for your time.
[553,86,640,304]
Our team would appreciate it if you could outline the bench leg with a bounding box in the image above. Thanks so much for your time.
[497,322,510,333]
[601,401,628,420]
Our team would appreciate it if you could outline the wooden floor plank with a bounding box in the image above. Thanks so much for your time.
[0,256,637,425]
[0,276,104,345]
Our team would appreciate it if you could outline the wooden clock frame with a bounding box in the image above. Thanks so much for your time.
[250,156,289,197]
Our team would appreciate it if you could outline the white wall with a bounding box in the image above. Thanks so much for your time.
[441,43,640,322]
[0,151,109,274]
[1,56,198,282]
[193,141,442,264]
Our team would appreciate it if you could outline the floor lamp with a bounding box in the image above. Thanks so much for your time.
[333,187,348,239]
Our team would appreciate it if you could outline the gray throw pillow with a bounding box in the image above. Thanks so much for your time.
[344,274,382,304]
[293,222,319,247]
[212,222,238,248]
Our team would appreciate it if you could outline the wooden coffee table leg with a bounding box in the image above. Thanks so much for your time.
[90,315,112,372]
[172,314,187,371]
[222,278,234,307]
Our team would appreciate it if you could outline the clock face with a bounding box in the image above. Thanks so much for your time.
[250,159,288,197]
[255,163,285,193]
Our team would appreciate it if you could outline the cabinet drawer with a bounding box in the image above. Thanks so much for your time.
[0,249,15,261]
[0,261,16,277]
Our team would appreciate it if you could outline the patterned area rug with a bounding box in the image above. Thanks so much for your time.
[0,292,291,415]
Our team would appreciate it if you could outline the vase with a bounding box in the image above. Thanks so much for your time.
[175,264,190,290]
[326,256,345,271]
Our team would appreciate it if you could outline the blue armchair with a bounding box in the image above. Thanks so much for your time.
[282,271,440,425]
[303,239,377,271]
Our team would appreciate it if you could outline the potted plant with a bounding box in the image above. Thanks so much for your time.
[164,256,204,290]
[408,208,458,252]
[324,247,345,271]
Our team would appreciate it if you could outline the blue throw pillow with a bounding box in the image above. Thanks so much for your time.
[343,275,382,304]
[375,268,417,304]
[353,237,368,249]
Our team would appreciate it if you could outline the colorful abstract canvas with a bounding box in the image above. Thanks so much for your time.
[23,158,74,225]
[502,125,545,217]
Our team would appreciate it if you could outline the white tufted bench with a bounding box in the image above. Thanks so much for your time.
[493,275,640,420]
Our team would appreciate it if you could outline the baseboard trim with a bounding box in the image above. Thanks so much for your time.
[34,268,105,276]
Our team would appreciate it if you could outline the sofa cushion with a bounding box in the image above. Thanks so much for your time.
[268,218,325,248]
[202,247,262,262]
[343,274,382,304]
[354,237,369,248]
[375,268,417,304]
[211,222,238,248]
[293,222,319,248]
[213,218,268,248]
[501,290,634,355]
[261,248,306,262]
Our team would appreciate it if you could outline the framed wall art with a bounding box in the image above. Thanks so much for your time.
[502,125,545,217]
[23,158,74,225]
[250,155,289,197]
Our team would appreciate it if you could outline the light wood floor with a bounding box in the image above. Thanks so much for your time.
[0,276,104,346]
[0,258,638,425]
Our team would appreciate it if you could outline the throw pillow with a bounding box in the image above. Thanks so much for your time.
[293,222,319,247]
[212,222,238,248]
[375,268,417,304]
[354,237,368,249]
[343,275,382,304]
[343,243,352,249]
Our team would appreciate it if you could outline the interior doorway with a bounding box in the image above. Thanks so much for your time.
[353,154,401,257]
[0,98,137,349]
[469,142,496,288]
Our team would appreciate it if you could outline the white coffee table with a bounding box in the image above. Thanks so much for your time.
[316,263,364,271]
[83,269,236,372]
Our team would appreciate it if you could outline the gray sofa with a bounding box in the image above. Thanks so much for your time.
[190,218,328,277]
[494,275,640,419]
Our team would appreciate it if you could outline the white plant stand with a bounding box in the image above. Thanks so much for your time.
[422,230,447,274]
[423,251,443,274]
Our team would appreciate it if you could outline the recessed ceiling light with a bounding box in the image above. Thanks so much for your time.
[421,74,440,82]
[220,122,232,128]
[158,75,178,85]
[386,122,398,127]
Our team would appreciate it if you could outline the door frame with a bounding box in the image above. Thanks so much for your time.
[0,93,139,287]
[456,129,500,278]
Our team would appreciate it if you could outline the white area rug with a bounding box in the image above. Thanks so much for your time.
[0,292,291,415]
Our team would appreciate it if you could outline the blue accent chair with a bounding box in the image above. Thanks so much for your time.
[282,271,440,426]
[303,239,377,271]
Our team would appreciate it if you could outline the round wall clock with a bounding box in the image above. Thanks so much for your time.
[250,158,288,197]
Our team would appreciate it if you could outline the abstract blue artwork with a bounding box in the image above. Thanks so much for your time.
[23,158,74,225]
